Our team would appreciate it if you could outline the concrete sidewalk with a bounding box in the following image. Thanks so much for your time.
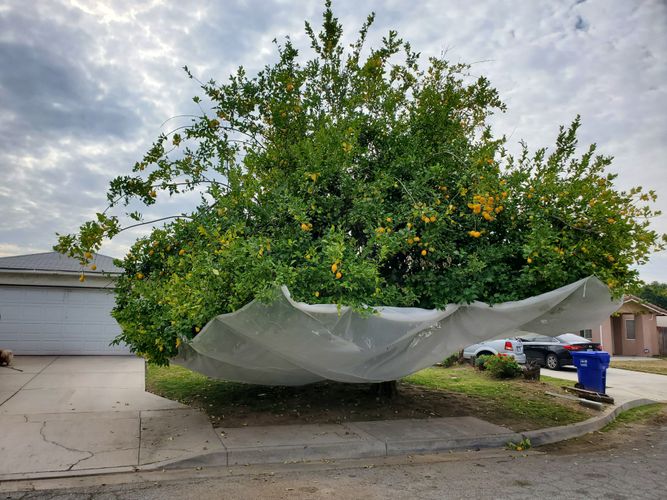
[0,356,223,479]
[544,366,667,403]
[0,356,659,481]
[0,356,517,478]
[167,416,518,470]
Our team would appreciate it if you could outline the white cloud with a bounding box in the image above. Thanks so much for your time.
[0,0,665,281]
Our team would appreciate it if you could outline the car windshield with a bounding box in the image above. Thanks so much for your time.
[518,334,555,342]
[557,333,590,344]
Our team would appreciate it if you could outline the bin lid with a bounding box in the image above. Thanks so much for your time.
[571,350,610,360]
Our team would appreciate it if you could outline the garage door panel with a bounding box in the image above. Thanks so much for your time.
[0,287,66,304]
[64,306,116,323]
[0,323,64,336]
[26,305,65,323]
[61,340,127,354]
[1,306,64,322]
[8,340,64,354]
[1,304,64,323]
[0,285,129,355]
[66,289,116,306]
[63,325,120,344]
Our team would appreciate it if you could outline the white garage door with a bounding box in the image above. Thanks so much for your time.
[0,285,130,355]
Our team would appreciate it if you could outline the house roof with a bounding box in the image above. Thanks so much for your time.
[0,252,123,275]
[623,295,667,316]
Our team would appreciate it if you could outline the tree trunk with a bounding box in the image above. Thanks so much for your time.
[373,380,398,398]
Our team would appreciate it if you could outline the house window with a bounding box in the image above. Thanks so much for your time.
[579,329,593,340]
[626,319,636,340]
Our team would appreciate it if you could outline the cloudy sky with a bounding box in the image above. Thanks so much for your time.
[1,0,665,281]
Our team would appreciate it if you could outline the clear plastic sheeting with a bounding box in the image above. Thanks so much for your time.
[172,276,620,386]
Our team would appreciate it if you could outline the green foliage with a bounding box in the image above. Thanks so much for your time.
[441,351,461,368]
[55,2,666,364]
[474,354,493,370]
[611,358,667,376]
[638,281,667,310]
[405,367,589,428]
[484,355,523,379]
[506,437,532,451]
[602,403,666,432]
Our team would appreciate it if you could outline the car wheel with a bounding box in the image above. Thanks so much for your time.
[545,353,560,370]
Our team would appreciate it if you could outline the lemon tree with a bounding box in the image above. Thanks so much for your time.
[55,2,665,365]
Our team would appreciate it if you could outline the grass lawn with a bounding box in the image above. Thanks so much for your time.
[610,358,667,376]
[146,363,592,432]
[404,367,587,429]
[601,403,667,432]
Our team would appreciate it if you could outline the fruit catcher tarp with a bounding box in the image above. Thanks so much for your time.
[173,276,620,386]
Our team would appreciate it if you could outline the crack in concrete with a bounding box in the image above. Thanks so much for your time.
[38,421,94,471]
[0,356,59,410]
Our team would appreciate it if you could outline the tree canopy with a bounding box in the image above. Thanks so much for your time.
[638,282,667,310]
[55,2,666,364]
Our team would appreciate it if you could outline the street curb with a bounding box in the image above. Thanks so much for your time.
[0,398,658,481]
[521,397,658,446]
[146,397,658,471]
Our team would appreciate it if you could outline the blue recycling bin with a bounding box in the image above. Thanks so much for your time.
[571,351,611,394]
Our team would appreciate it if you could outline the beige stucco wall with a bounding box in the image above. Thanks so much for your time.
[598,317,613,352]
[638,313,659,356]
[606,311,660,357]
[619,313,639,356]
[592,300,665,357]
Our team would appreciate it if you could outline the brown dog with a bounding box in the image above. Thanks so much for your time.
[0,349,14,366]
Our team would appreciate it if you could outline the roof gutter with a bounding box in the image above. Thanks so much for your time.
[0,268,122,277]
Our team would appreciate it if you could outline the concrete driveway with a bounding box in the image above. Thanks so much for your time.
[544,365,667,403]
[0,356,224,479]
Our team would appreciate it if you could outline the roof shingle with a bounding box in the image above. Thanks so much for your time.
[0,252,122,274]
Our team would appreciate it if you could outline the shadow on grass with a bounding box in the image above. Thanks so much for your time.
[146,364,593,432]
